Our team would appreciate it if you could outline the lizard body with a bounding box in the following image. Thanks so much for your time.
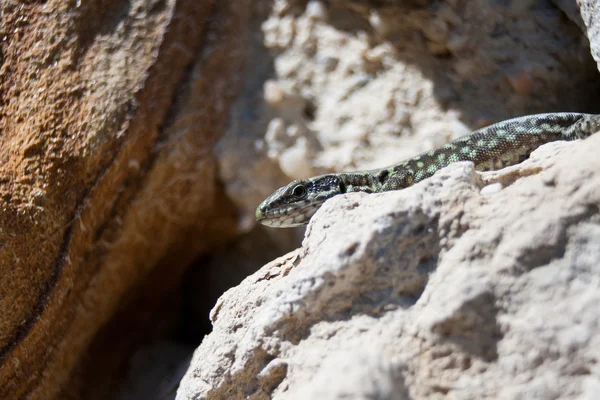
[256,113,600,228]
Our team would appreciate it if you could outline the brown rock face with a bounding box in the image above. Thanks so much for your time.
[0,0,244,398]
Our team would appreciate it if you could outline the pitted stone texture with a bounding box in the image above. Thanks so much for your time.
[178,133,600,399]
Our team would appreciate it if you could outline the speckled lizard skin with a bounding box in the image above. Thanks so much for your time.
[256,113,600,228]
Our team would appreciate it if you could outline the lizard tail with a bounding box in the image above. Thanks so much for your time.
[564,114,600,140]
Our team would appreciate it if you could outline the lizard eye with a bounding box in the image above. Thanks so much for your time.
[291,184,308,199]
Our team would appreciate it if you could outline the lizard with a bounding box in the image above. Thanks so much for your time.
[256,113,600,228]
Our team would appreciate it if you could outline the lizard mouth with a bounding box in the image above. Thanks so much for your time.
[256,202,322,228]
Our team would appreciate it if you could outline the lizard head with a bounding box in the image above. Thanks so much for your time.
[256,174,346,228]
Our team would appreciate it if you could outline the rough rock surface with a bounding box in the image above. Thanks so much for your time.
[0,0,244,398]
[576,0,600,70]
[178,131,600,399]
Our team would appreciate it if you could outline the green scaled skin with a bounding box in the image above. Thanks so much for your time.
[256,113,600,228]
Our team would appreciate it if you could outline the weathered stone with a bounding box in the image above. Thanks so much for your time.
[0,0,245,398]
[179,133,600,399]
[576,0,600,71]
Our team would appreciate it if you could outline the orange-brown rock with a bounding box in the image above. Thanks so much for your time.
[0,0,246,398]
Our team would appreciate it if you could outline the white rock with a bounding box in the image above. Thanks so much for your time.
[178,134,600,399]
